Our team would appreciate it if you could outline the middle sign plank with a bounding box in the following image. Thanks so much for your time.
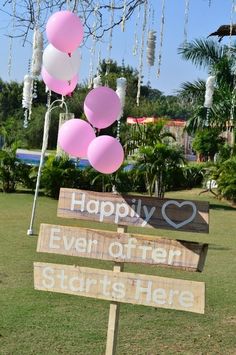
[37,224,208,272]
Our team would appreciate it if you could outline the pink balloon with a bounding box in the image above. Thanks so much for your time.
[84,87,121,129]
[87,136,124,174]
[46,11,84,53]
[41,67,78,96]
[58,119,96,158]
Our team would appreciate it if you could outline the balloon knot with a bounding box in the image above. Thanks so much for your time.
[68,53,72,57]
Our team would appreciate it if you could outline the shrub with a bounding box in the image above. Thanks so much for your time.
[41,155,83,198]
[0,145,22,192]
[217,156,236,203]
[159,163,205,192]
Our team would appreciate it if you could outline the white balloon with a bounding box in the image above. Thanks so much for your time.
[42,44,80,81]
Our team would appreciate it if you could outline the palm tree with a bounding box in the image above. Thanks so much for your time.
[178,38,236,135]
[134,143,185,198]
[121,120,176,156]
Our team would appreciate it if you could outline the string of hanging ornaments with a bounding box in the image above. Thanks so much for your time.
[88,4,100,88]
[133,4,141,56]
[146,6,156,71]
[22,0,43,128]
[183,0,190,43]
[7,0,16,77]
[105,0,115,84]
[157,0,166,78]
[93,49,102,89]
[136,0,148,106]
[116,77,127,141]
[121,0,128,32]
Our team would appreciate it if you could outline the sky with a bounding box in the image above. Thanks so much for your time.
[0,0,235,95]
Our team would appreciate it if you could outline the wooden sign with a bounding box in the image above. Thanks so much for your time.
[34,262,205,314]
[57,188,209,233]
[37,224,208,272]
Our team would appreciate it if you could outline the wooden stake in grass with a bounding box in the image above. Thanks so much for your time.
[105,225,127,355]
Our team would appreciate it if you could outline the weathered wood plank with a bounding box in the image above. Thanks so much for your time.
[37,224,208,272]
[34,262,205,314]
[105,262,123,355]
[57,188,209,233]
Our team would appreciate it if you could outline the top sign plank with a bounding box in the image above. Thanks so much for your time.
[57,188,209,233]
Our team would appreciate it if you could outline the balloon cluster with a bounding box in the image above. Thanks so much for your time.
[44,10,124,174]
[42,11,83,96]
[58,86,124,174]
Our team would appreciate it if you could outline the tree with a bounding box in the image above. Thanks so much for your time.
[192,128,225,161]
[0,80,23,123]
[178,39,236,135]
[0,143,21,192]
[2,0,145,44]
[126,119,183,197]
[134,143,185,197]
[217,156,236,203]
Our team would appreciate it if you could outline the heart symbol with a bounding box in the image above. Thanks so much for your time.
[161,200,197,229]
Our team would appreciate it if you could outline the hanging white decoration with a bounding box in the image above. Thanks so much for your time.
[133,4,141,56]
[22,75,33,109]
[204,75,215,108]
[157,0,166,78]
[136,0,148,106]
[104,0,115,86]
[31,29,43,77]
[93,75,102,88]
[31,48,43,77]
[88,4,99,88]
[121,0,127,32]
[8,0,16,77]
[116,77,127,119]
[183,0,190,43]
[22,74,34,128]
[147,30,156,66]
[115,77,127,141]
[33,28,43,50]
[108,0,114,60]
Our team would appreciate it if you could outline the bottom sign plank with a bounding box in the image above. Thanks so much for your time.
[34,262,205,314]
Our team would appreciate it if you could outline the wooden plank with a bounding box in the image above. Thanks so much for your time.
[34,262,205,314]
[105,262,123,355]
[105,225,126,355]
[37,224,208,271]
[57,188,209,233]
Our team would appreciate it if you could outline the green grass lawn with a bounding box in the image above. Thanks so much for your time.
[0,189,236,354]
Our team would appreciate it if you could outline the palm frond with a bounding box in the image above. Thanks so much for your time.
[178,79,206,102]
[178,39,225,69]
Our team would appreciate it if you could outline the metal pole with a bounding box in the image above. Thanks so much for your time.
[27,95,68,236]
[27,110,51,235]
